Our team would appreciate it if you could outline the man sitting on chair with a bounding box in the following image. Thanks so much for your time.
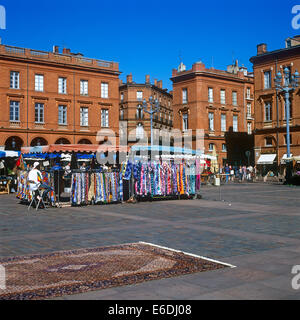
[28,162,43,202]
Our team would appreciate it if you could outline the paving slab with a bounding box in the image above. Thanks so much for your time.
[0,183,300,299]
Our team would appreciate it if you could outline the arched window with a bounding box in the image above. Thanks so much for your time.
[55,138,71,145]
[78,139,92,144]
[31,137,48,147]
[4,136,23,151]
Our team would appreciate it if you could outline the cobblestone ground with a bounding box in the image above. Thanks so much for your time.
[0,182,300,300]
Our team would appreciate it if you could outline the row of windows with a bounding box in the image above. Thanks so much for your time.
[264,102,292,121]
[181,112,251,134]
[209,143,227,152]
[9,71,109,98]
[263,66,291,90]
[9,101,109,127]
[120,91,171,106]
[265,134,292,146]
[208,113,239,132]
[182,87,249,106]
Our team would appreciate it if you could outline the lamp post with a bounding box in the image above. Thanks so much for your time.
[274,67,299,182]
[142,96,160,146]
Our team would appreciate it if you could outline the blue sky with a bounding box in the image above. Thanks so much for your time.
[0,0,298,90]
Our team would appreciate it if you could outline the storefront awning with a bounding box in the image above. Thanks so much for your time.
[281,154,293,163]
[257,154,276,165]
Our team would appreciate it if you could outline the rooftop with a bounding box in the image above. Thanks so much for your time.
[0,44,119,73]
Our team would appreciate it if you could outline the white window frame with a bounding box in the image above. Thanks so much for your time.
[247,103,251,117]
[264,71,271,89]
[209,143,214,152]
[58,105,67,125]
[35,74,44,92]
[101,109,109,127]
[221,114,226,132]
[182,113,188,131]
[208,87,214,103]
[264,102,272,122]
[101,82,109,99]
[232,91,237,106]
[10,101,20,122]
[247,122,252,135]
[58,77,67,94]
[182,88,187,104]
[80,80,88,96]
[136,91,143,101]
[247,88,251,99]
[10,71,19,89]
[35,103,44,123]
[222,144,227,152]
[220,89,226,105]
[233,115,238,132]
[80,107,89,126]
[209,112,214,131]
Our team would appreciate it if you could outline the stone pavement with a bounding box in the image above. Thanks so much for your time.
[0,183,300,299]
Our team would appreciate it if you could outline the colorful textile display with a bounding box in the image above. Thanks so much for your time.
[130,161,199,197]
[70,171,123,205]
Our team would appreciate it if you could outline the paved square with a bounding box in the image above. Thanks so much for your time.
[0,183,300,299]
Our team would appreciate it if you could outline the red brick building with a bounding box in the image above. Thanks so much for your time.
[250,36,300,171]
[0,44,120,151]
[171,61,254,167]
[119,74,173,146]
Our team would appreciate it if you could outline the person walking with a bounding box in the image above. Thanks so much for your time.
[238,165,243,182]
[242,165,247,181]
[224,163,230,183]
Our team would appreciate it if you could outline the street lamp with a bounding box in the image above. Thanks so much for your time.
[274,67,300,182]
[142,96,160,146]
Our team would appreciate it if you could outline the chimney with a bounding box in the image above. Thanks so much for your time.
[172,69,178,77]
[154,79,158,87]
[257,43,267,55]
[126,73,133,83]
[192,61,205,71]
[63,48,71,55]
[53,45,59,53]
[145,75,150,83]
[119,79,123,86]
[157,80,162,88]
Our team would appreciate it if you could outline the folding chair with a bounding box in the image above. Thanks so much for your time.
[28,182,46,211]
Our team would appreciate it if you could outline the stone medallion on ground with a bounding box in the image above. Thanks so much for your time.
[0,242,227,300]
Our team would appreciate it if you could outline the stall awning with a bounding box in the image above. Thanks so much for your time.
[0,150,21,158]
[21,144,129,154]
[294,156,300,162]
[257,154,276,164]
[130,145,203,156]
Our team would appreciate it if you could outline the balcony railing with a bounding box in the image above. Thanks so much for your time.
[0,44,118,71]
[245,94,254,100]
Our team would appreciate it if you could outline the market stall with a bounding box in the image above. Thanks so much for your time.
[127,145,204,201]
[17,144,129,207]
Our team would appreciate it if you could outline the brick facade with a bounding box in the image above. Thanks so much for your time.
[119,74,173,146]
[0,44,120,150]
[250,37,300,169]
[171,61,254,167]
